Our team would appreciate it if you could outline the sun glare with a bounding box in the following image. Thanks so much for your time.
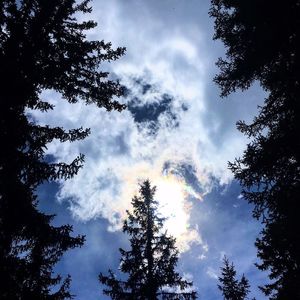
[154,176,191,240]
[123,166,202,252]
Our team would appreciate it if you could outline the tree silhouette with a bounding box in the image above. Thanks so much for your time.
[218,257,251,300]
[210,1,300,298]
[0,0,125,298]
[99,180,197,300]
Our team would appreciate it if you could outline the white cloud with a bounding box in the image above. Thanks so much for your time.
[202,243,209,252]
[198,254,207,260]
[206,267,219,280]
[30,0,262,253]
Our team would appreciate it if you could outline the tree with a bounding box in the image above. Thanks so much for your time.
[99,180,197,300]
[210,1,300,299]
[218,257,251,300]
[0,0,125,298]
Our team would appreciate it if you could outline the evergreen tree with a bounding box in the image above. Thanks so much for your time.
[218,257,250,300]
[99,180,197,300]
[210,1,300,298]
[0,0,125,298]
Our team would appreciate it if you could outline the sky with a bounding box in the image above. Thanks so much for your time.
[32,0,268,299]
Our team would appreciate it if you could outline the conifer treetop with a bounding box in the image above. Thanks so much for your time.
[100,180,197,300]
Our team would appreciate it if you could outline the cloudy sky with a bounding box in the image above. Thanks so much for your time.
[33,0,268,299]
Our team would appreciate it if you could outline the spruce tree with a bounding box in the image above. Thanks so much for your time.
[218,257,250,300]
[210,1,300,298]
[0,0,125,298]
[99,180,197,300]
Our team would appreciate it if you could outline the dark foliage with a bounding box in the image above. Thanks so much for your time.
[218,257,251,300]
[0,0,125,299]
[210,1,300,299]
[99,180,197,300]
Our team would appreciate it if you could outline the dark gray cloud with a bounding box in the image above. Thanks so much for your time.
[128,94,174,124]
[125,79,183,134]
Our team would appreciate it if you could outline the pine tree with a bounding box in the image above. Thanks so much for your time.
[218,257,250,300]
[210,1,300,298]
[99,180,197,300]
[0,0,125,298]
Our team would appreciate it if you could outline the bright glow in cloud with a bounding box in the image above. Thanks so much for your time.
[29,0,263,255]
[154,175,202,252]
[156,175,189,238]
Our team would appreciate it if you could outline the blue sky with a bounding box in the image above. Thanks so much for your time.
[33,0,268,299]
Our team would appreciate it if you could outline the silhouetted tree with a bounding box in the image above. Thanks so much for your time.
[210,1,300,299]
[218,257,250,300]
[0,0,125,298]
[99,180,197,300]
